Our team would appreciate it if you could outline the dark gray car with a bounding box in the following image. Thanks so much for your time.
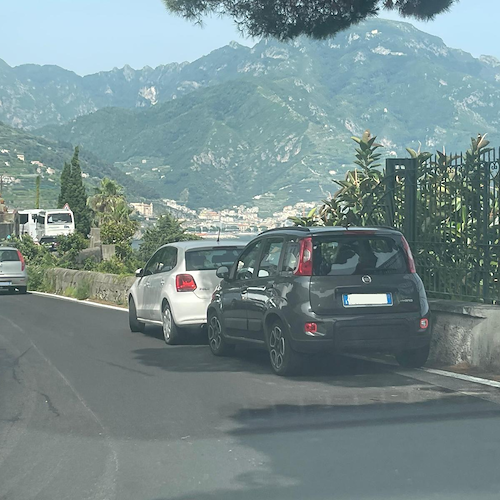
[208,226,431,376]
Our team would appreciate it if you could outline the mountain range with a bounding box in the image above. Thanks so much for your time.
[2,18,500,210]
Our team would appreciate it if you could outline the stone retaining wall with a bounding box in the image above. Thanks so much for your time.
[429,300,500,371]
[45,268,135,305]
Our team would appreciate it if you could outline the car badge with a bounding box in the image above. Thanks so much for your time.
[361,275,372,284]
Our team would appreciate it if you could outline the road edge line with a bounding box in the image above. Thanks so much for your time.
[29,291,127,312]
[347,353,500,389]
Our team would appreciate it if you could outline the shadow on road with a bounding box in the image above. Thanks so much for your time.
[155,396,500,500]
[133,343,422,387]
[140,325,209,345]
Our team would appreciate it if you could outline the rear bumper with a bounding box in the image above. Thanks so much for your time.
[170,294,210,327]
[288,311,431,354]
[0,275,27,288]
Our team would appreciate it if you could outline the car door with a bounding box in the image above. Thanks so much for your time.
[245,238,285,341]
[222,240,262,338]
[147,247,177,322]
[136,249,163,319]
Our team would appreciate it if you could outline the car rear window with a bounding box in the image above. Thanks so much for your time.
[0,249,20,262]
[185,247,243,271]
[312,235,408,276]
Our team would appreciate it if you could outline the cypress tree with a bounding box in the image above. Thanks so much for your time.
[35,175,40,209]
[58,161,71,208]
[60,147,92,236]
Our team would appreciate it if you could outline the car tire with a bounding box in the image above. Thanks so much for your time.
[395,344,430,368]
[129,297,145,333]
[162,303,181,345]
[17,286,27,294]
[207,310,234,356]
[267,319,303,376]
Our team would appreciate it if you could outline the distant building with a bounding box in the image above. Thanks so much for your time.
[131,202,153,217]
[17,154,25,161]
[31,160,44,167]
[0,149,9,154]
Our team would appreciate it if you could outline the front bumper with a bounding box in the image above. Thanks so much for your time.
[288,311,431,354]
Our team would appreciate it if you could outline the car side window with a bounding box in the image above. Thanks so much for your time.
[281,240,300,273]
[144,249,163,276]
[156,247,177,273]
[257,239,284,278]
[235,241,262,280]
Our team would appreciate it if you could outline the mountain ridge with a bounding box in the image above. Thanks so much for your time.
[3,18,500,210]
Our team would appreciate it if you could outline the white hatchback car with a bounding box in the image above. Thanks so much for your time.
[0,246,28,294]
[128,240,245,344]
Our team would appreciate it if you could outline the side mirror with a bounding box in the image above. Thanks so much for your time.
[135,268,144,278]
[216,266,230,280]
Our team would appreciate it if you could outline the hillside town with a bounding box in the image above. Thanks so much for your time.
[131,198,317,237]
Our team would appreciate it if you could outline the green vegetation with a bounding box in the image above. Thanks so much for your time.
[162,0,455,40]
[58,146,92,235]
[138,213,200,262]
[0,121,157,209]
[292,130,500,303]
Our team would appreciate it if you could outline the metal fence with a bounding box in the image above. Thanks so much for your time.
[385,148,500,304]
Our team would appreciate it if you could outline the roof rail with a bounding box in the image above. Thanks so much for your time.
[259,226,310,235]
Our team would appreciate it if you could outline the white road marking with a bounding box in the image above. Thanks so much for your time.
[423,368,500,389]
[347,353,500,389]
[29,291,127,312]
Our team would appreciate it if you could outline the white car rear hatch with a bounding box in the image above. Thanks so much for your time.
[182,246,243,299]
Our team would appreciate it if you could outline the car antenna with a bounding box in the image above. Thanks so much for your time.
[217,225,221,243]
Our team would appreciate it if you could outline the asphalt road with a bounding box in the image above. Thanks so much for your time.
[1,293,500,500]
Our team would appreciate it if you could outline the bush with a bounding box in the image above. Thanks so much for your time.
[63,286,77,298]
[75,279,91,300]
[97,256,130,275]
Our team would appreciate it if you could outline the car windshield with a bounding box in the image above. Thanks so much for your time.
[0,249,19,262]
[313,235,408,276]
[46,213,72,224]
[185,247,242,271]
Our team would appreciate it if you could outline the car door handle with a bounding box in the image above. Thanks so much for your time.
[241,288,248,299]
[145,281,151,287]
[160,279,165,286]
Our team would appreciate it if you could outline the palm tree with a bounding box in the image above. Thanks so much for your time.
[88,178,129,225]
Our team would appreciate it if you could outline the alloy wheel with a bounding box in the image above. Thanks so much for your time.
[269,325,285,370]
[162,308,172,342]
[208,315,222,351]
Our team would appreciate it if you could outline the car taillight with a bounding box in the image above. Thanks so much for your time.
[420,318,429,330]
[401,236,416,274]
[17,250,25,271]
[176,274,197,292]
[295,237,313,276]
[305,322,317,334]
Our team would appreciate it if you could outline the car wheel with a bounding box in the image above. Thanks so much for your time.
[395,344,430,368]
[162,303,181,345]
[207,311,234,356]
[128,297,145,333]
[267,320,303,376]
[17,286,27,294]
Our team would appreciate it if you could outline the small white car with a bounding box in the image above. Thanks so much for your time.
[128,240,245,344]
[0,246,28,294]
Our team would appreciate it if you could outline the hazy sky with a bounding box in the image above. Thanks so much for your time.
[2,0,499,75]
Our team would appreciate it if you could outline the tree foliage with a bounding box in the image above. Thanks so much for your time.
[58,161,71,209]
[162,0,456,40]
[58,146,92,236]
[138,213,200,262]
